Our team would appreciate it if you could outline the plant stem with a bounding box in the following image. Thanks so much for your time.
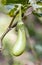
[8,10,19,28]
[1,22,17,41]
[1,28,11,41]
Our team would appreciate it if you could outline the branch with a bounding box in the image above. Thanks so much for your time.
[1,28,10,41]
[8,10,19,28]
[1,22,17,41]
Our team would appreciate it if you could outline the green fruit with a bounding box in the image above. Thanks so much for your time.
[0,13,26,56]
[12,22,26,56]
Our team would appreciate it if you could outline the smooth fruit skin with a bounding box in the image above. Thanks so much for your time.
[12,22,26,56]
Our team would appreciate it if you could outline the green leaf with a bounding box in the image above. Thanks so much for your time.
[6,0,29,5]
